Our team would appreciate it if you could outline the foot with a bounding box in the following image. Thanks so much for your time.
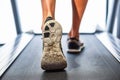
[67,37,84,53]
[41,17,67,70]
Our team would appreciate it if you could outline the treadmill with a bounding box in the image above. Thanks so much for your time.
[0,0,120,80]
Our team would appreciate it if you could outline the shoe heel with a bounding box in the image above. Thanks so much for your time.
[43,20,62,45]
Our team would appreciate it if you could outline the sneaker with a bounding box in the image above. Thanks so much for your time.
[67,37,84,53]
[41,17,67,70]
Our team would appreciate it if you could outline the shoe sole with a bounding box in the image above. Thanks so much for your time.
[41,20,67,70]
[67,45,84,53]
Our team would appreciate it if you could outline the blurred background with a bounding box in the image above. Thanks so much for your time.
[0,0,106,43]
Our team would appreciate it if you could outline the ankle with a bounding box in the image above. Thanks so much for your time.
[68,31,79,39]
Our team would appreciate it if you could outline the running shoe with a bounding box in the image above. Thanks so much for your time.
[41,17,67,70]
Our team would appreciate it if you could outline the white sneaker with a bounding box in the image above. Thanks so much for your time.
[41,17,67,70]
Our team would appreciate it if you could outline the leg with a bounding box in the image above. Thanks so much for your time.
[69,0,88,38]
[41,0,56,30]
[41,0,67,70]
[67,0,88,53]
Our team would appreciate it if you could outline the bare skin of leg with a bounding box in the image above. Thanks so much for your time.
[69,0,88,39]
[41,0,56,30]
[41,0,88,38]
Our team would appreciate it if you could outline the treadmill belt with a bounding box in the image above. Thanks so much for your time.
[1,35,120,80]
